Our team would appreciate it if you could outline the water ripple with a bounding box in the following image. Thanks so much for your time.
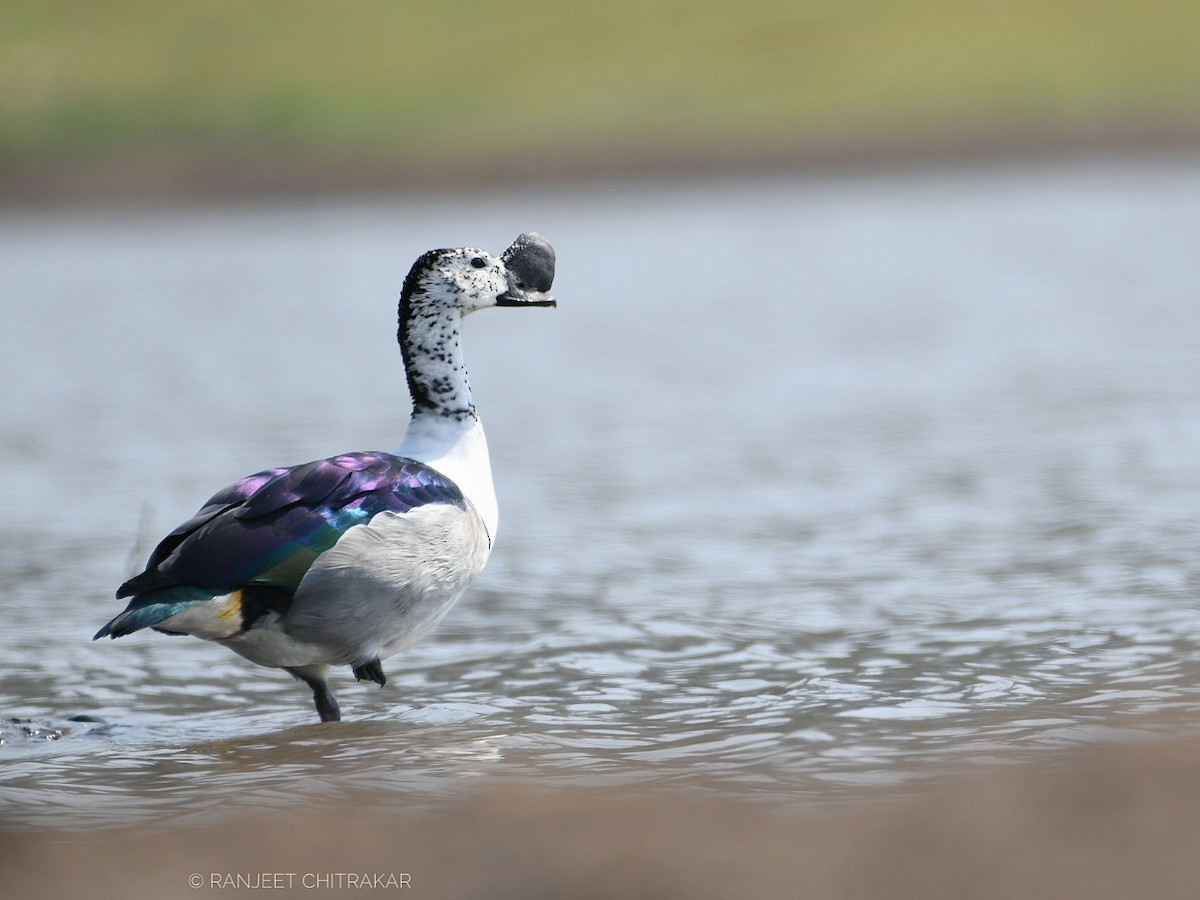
[5,160,1200,827]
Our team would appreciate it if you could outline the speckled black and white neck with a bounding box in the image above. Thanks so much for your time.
[392,239,555,543]
[398,249,481,422]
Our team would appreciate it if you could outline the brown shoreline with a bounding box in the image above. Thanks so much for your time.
[4,732,1200,898]
[3,119,1199,209]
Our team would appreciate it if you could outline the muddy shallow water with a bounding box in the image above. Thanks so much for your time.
[3,156,1200,828]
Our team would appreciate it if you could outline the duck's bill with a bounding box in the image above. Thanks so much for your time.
[496,289,557,308]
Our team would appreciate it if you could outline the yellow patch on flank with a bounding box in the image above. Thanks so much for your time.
[216,589,243,621]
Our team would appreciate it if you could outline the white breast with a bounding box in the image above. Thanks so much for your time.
[397,415,499,545]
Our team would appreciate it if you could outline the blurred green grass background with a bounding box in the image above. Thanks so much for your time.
[2,0,1198,193]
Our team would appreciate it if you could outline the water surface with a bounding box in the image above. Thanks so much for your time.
[3,157,1200,827]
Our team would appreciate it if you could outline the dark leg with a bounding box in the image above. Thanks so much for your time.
[352,658,387,687]
[286,665,341,722]
[310,683,341,722]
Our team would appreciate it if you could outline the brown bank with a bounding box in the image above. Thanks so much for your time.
[5,121,1200,209]
[4,733,1200,899]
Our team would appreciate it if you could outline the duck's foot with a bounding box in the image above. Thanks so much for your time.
[287,665,341,722]
[352,658,387,687]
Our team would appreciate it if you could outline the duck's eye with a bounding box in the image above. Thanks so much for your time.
[470,257,486,269]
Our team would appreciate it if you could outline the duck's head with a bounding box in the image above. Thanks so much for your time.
[402,233,556,316]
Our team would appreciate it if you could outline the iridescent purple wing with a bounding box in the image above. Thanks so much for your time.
[116,452,465,599]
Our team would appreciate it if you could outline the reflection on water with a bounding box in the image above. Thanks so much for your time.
[3,157,1200,827]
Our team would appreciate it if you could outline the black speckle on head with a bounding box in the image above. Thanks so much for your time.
[501,232,555,292]
[400,249,446,302]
